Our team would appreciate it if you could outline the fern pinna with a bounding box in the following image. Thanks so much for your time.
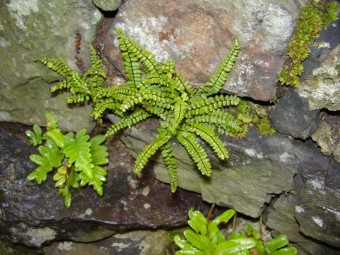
[36,27,243,193]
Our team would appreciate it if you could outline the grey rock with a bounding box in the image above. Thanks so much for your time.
[264,194,340,255]
[121,123,297,218]
[0,0,102,131]
[92,0,123,11]
[43,230,172,255]
[298,44,340,111]
[312,113,340,162]
[293,139,340,248]
[271,88,321,139]
[100,0,303,101]
[0,123,207,247]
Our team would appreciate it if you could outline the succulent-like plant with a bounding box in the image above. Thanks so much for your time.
[174,208,297,255]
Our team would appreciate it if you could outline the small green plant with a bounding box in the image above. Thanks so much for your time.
[278,0,339,87]
[174,207,297,255]
[26,113,109,208]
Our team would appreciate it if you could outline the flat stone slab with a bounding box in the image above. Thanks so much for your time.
[0,122,207,247]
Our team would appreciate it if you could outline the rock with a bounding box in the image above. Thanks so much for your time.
[298,44,340,111]
[0,122,207,248]
[121,123,297,218]
[264,194,340,255]
[92,0,123,11]
[43,230,172,255]
[0,0,102,131]
[312,112,340,162]
[271,88,321,139]
[99,0,303,101]
[293,139,340,248]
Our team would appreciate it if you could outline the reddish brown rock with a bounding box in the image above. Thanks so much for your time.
[98,0,298,101]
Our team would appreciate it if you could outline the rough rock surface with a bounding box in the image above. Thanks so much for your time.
[293,139,340,248]
[264,194,340,255]
[298,44,340,111]
[43,230,173,255]
[0,122,208,247]
[271,88,321,139]
[312,112,340,162]
[99,0,303,101]
[0,0,102,131]
[121,122,297,218]
[92,0,123,11]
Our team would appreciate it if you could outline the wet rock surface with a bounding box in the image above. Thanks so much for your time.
[0,122,207,248]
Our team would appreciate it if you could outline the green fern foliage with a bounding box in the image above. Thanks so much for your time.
[26,113,109,207]
[36,27,267,193]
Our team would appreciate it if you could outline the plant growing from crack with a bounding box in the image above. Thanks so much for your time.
[278,0,339,87]
[174,206,297,255]
[26,113,108,208]
[35,27,269,193]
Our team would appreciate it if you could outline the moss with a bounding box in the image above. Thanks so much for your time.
[278,0,339,87]
[234,101,275,136]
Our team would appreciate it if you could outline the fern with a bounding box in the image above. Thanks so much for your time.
[26,113,108,207]
[35,27,276,193]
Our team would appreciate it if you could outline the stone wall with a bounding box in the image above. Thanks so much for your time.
[0,0,339,254]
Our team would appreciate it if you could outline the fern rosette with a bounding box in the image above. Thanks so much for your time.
[26,114,108,207]
[35,26,259,194]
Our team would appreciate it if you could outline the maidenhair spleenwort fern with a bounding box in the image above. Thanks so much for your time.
[36,27,254,193]
[26,113,108,208]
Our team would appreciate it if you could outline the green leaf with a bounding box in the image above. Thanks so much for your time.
[26,124,44,146]
[208,209,235,240]
[188,210,208,235]
[63,129,93,179]
[184,230,212,252]
[270,246,297,255]
[90,135,109,166]
[213,238,256,255]
[265,235,289,254]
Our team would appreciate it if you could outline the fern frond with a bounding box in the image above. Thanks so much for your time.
[121,88,175,112]
[105,108,152,137]
[35,57,74,78]
[197,40,240,97]
[66,94,90,104]
[184,123,229,160]
[115,27,161,75]
[173,72,195,95]
[160,143,178,192]
[92,98,123,123]
[176,131,212,176]
[133,129,172,174]
[169,100,187,134]
[187,95,240,116]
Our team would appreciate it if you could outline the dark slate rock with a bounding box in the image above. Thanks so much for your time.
[271,88,321,139]
[0,122,207,248]
[293,139,340,248]
[264,194,340,255]
[121,122,297,218]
